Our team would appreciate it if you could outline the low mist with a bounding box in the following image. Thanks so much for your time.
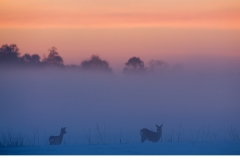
[0,63,240,144]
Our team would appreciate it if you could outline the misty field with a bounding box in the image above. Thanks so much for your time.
[0,68,240,155]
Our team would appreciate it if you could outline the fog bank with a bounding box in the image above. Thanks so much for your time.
[0,66,239,144]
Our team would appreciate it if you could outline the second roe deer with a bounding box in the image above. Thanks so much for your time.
[49,127,67,145]
[140,124,163,143]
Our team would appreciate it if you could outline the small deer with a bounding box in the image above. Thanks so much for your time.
[140,124,163,143]
[49,127,67,145]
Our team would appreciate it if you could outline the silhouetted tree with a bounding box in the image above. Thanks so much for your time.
[123,57,146,74]
[42,47,64,67]
[0,44,20,65]
[20,53,41,66]
[148,60,169,73]
[81,55,112,73]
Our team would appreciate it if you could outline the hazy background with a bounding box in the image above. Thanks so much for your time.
[1,61,239,144]
[0,28,239,71]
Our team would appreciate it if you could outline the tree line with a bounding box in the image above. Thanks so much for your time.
[0,44,169,74]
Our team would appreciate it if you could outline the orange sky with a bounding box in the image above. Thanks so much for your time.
[0,0,240,69]
[1,0,240,29]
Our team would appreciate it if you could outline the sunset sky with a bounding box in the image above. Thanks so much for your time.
[0,0,240,70]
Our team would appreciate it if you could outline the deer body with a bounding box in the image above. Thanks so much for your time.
[140,124,163,143]
[49,127,67,145]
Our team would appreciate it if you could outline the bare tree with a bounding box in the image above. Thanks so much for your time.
[42,47,64,67]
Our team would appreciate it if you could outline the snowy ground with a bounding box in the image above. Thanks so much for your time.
[1,141,240,155]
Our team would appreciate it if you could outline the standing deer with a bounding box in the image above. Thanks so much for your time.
[49,127,67,145]
[140,124,163,143]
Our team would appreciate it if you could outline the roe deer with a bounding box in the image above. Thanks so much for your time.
[49,127,67,145]
[140,124,163,143]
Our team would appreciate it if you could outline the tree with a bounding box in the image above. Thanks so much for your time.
[0,44,20,64]
[20,53,41,66]
[123,57,146,74]
[42,47,64,67]
[148,60,169,73]
[81,55,112,73]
